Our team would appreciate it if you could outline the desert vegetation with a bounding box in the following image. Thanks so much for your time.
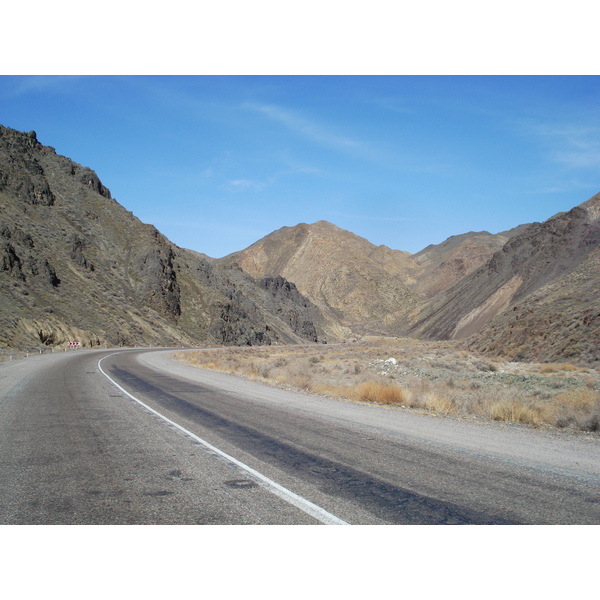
[175,337,600,432]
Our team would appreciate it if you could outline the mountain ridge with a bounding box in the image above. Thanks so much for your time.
[2,124,597,365]
[0,125,330,350]
[407,193,600,363]
[218,219,422,335]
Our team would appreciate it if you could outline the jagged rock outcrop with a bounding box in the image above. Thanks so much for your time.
[0,124,327,350]
[259,276,319,342]
[2,124,597,364]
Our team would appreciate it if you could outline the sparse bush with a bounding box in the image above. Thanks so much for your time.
[421,391,456,414]
[174,338,600,431]
[582,413,600,432]
[255,363,272,379]
[351,381,405,405]
[476,361,497,372]
[490,399,542,425]
[290,373,312,390]
[545,389,600,430]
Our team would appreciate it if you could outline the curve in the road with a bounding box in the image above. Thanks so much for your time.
[102,352,527,524]
[98,353,348,525]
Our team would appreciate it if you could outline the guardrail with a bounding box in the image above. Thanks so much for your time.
[0,345,100,363]
[0,344,196,364]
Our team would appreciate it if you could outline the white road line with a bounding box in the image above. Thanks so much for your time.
[97,354,349,525]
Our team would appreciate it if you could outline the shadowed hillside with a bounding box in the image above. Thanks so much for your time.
[2,124,597,365]
[410,193,600,364]
[0,125,329,350]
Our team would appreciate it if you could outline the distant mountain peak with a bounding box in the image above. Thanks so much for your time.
[2,124,597,363]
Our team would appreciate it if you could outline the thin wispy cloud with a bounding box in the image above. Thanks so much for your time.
[222,179,268,193]
[522,120,600,170]
[244,101,458,176]
[327,211,419,223]
[246,103,369,154]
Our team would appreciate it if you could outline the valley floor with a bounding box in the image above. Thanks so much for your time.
[175,336,600,433]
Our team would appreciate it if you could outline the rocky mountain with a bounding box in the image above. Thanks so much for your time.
[410,193,600,363]
[220,196,599,365]
[0,125,329,350]
[218,220,422,337]
[217,220,531,337]
[412,226,528,298]
[466,244,599,364]
[2,124,597,365]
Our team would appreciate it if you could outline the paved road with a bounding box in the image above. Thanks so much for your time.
[1,348,599,524]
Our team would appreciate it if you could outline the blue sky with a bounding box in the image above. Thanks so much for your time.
[1,75,598,257]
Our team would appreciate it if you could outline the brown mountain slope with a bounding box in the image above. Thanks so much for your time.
[218,220,534,337]
[218,220,422,336]
[410,193,600,354]
[4,125,596,364]
[0,125,328,350]
[412,227,528,298]
[466,245,600,364]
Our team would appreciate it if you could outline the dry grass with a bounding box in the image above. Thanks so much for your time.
[350,381,406,404]
[174,337,600,431]
[490,400,544,426]
[544,389,600,430]
[538,363,583,374]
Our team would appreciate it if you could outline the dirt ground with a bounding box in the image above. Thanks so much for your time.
[175,337,600,432]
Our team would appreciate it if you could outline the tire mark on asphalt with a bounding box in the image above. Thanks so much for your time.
[99,357,347,525]
[106,363,519,525]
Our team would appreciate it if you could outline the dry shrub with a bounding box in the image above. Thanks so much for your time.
[290,373,313,390]
[421,391,456,414]
[351,381,405,405]
[309,382,338,396]
[174,343,600,431]
[546,389,600,430]
[490,399,543,425]
[254,363,272,379]
[400,388,416,407]
[554,389,598,411]
[202,360,223,371]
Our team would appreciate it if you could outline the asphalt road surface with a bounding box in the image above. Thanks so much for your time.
[1,348,598,524]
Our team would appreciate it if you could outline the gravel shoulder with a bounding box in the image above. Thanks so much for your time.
[143,349,600,482]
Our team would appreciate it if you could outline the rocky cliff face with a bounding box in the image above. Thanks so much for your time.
[0,125,326,350]
[2,124,597,364]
